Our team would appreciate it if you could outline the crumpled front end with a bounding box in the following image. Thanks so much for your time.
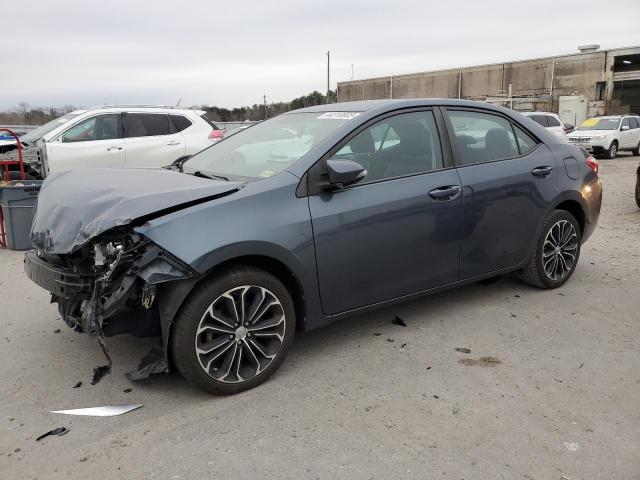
[24,227,198,380]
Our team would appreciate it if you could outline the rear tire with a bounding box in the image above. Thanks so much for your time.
[517,210,582,289]
[172,264,295,395]
[632,142,640,157]
[605,141,618,159]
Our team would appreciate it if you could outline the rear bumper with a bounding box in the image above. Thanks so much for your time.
[24,250,91,298]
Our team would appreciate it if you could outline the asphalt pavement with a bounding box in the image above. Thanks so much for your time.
[1,154,639,480]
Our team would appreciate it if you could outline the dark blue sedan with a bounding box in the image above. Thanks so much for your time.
[25,99,602,394]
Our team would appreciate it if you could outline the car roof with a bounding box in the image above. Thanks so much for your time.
[521,111,558,116]
[85,106,205,115]
[286,98,524,115]
[592,115,637,120]
[285,98,562,177]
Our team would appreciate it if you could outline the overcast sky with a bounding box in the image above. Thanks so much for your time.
[2,0,639,110]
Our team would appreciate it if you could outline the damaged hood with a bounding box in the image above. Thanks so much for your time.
[31,166,243,253]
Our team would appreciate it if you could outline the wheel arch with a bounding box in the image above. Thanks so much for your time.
[522,192,588,269]
[203,254,308,333]
[156,250,312,373]
[157,248,312,352]
[554,199,586,235]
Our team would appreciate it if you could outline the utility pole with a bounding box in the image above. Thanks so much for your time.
[326,51,330,104]
[351,64,354,80]
[263,94,267,120]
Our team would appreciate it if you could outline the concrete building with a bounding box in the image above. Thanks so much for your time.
[337,45,640,126]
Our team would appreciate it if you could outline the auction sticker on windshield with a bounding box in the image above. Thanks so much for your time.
[317,112,361,120]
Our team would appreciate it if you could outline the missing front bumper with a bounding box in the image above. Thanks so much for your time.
[24,251,91,298]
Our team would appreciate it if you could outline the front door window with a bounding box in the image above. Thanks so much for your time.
[62,114,121,143]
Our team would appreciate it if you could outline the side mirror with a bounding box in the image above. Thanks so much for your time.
[622,125,630,131]
[325,159,366,190]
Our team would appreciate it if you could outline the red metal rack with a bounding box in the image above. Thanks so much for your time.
[0,128,26,247]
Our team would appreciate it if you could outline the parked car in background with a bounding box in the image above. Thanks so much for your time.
[636,161,640,208]
[211,121,259,141]
[0,130,27,154]
[567,114,640,159]
[522,112,567,140]
[25,99,602,395]
[6,106,216,178]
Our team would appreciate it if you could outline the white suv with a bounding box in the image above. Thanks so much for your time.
[14,105,217,178]
[521,112,567,140]
[567,115,640,159]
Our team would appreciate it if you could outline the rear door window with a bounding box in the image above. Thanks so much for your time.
[446,110,519,165]
[125,113,171,138]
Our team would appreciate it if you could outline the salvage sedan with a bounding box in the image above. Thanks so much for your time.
[25,99,602,394]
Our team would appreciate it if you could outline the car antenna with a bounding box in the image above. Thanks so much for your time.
[176,98,182,107]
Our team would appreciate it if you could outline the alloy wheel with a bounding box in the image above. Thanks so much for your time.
[542,220,578,281]
[194,285,285,383]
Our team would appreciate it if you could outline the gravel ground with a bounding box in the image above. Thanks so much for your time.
[1,154,639,480]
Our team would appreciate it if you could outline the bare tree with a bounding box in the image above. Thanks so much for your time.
[17,102,30,123]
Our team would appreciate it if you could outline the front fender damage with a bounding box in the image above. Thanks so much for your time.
[48,231,198,383]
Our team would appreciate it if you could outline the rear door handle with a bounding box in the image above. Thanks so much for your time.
[106,146,122,151]
[166,141,181,146]
[531,166,553,177]
[428,185,461,200]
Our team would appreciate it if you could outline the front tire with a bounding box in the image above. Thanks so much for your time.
[605,141,618,159]
[518,210,581,289]
[172,264,295,395]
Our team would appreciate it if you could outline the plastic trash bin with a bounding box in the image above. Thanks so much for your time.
[0,180,43,250]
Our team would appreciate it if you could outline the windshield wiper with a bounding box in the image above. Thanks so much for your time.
[192,170,229,181]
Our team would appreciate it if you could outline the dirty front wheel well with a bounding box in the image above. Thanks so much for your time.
[555,200,585,234]
[204,255,306,331]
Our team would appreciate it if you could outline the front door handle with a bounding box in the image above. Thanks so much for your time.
[106,146,123,151]
[531,166,553,177]
[166,141,181,146]
[428,185,461,200]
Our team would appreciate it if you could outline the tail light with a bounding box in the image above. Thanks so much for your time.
[208,129,225,142]
[585,155,598,174]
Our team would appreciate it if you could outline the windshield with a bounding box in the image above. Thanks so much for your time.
[183,112,359,179]
[21,112,84,143]
[577,118,620,131]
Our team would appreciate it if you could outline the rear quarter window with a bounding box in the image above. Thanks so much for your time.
[170,115,192,132]
[200,114,217,129]
[529,115,549,127]
[513,125,538,155]
[546,116,562,127]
